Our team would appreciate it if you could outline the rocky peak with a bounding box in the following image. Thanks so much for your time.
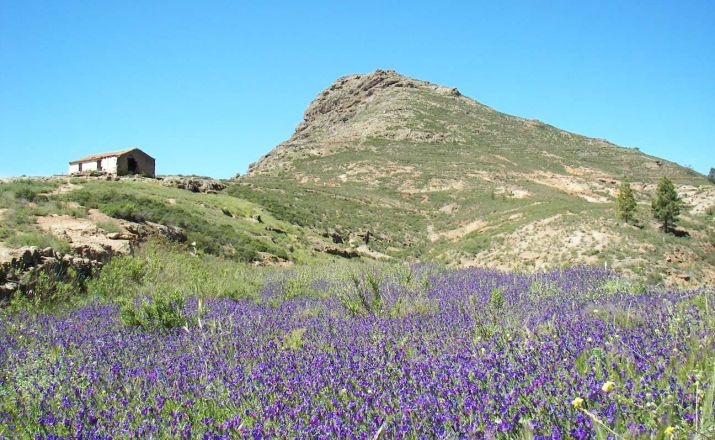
[247,69,465,174]
[297,69,460,131]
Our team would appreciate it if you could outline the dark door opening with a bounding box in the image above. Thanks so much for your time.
[127,157,138,174]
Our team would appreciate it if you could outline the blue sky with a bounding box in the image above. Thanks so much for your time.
[1,1,713,178]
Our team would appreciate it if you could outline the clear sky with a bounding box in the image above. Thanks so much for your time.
[1,1,713,178]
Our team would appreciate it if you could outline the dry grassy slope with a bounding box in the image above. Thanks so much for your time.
[237,69,715,286]
[0,176,355,268]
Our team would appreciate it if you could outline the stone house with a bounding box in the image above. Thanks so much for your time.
[68,148,155,178]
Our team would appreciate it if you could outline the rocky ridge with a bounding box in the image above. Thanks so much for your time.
[248,69,471,174]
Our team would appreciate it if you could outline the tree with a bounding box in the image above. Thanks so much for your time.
[616,179,637,223]
[651,177,683,233]
[708,167,715,184]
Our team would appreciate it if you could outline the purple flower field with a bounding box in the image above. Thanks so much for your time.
[1,266,713,438]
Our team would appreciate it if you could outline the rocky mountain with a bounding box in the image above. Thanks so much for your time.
[235,69,715,285]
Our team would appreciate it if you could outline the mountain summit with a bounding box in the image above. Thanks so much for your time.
[248,69,471,174]
[236,70,714,285]
[248,69,697,181]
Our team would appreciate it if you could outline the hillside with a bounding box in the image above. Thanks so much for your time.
[0,176,371,301]
[234,69,715,285]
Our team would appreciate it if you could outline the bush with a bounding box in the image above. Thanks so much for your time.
[279,328,307,351]
[14,187,39,202]
[119,289,187,330]
[4,232,71,253]
[0,179,57,202]
[472,287,507,341]
[8,267,87,312]
[86,255,145,298]
[102,203,145,222]
[224,269,264,302]
[338,270,384,317]
[95,220,121,234]
[282,270,322,300]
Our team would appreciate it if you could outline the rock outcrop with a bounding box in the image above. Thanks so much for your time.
[0,246,99,301]
[158,176,227,193]
[1,211,187,303]
[247,69,476,175]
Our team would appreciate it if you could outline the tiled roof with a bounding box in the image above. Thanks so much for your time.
[69,148,138,164]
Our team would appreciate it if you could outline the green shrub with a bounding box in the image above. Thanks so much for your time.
[600,278,646,295]
[279,327,307,351]
[102,203,145,222]
[338,269,384,317]
[223,269,263,302]
[0,179,58,202]
[472,287,508,341]
[10,267,85,312]
[119,289,187,330]
[103,241,266,302]
[14,187,39,202]
[4,232,71,253]
[95,220,121,234]
[86,255,145,298]
[282,270,322,300]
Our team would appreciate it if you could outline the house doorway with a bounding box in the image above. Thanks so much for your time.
[127,157,138,174]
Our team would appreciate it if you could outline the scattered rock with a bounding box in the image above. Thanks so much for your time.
[322,246,360,259]
[252,252,292,267]
[159,176,227,193]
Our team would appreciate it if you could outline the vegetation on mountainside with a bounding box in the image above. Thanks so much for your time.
[0,178,351,308]
[238,70,715,285]
[0,178,323,264]
[0,180,73,252]
[57,179,331,263]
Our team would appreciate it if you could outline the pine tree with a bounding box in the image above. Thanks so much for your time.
[708,167,715,184]
[616,180,637,223]
[651,177,683,233]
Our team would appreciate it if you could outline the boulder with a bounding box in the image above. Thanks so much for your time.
[0,281,18,300]
[20,247,40,267]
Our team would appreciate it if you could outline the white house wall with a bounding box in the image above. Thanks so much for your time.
[68,156,120,174]
[81,161,99,171]
[100,157,118,173]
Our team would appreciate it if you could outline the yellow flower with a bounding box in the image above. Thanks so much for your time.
[664,426,676,435]
[571,397,584,408]
[601,381,616,393]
